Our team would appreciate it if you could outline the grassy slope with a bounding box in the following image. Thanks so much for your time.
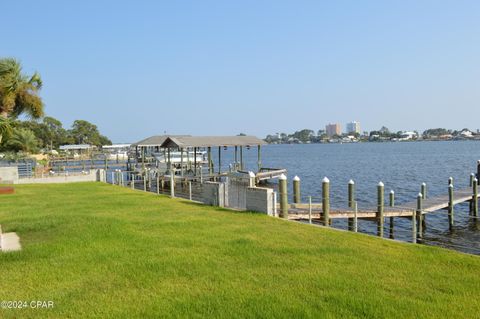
[0,183,479,319]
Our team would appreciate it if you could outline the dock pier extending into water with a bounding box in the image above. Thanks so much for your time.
[281,160,480,243]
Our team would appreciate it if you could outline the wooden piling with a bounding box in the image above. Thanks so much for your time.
[348,180,355,207]
[170,170,175,198]
[186,181,191,200]
[293,176,301,204]
[477,160,480,185]
[348,180,355,230]
[240,146,244,170]
[353,201,358,232]
[208,147,212,175]
[412,209,417,244]
[308,196,312,224]
[279,174,288,219]
[470,173,475,187]
[156,175,160,195]
[421,182,427,199]
[322,177,330,226]
[473,178,478,217]
[257,145,262,171]
[417,193,423,239]
[131,173,135,190]
[143,175,147,192]
[377,182,384,237]
[389,190,394,239]
[448,183,454,229]
[218,146,222,174]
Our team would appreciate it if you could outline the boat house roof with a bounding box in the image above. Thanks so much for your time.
[161,136,266,148]
[132,135,190,147]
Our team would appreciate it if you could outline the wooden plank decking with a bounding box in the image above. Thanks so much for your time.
[287,187,478,220]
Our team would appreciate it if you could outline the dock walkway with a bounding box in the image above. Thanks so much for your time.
[287,187,478,220]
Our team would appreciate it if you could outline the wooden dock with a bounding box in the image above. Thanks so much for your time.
[286,187,478,220]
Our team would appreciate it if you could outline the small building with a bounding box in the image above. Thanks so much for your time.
[399,131,417,141]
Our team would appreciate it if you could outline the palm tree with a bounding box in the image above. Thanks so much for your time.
[0,116,12,144]
[7,128,39,153]
[0,58,44,119]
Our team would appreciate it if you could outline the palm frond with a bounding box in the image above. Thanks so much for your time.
[0,58,44,119]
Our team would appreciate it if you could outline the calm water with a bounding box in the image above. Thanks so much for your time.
[224,141,480,255]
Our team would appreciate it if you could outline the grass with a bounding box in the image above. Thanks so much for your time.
[0,182,479,318]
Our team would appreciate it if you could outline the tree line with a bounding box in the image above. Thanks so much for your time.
[265,126,478,143]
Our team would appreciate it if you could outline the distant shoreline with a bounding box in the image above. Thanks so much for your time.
[265,139,480,145]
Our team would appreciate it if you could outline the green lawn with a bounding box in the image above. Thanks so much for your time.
[0,183,479,318]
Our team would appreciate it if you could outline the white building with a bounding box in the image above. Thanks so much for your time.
[346,121,361,134]
[399,131,417,141]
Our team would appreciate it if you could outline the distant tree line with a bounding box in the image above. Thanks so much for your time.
[265,126,478,144]
[2,117,112,154]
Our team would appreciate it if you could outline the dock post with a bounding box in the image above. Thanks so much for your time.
[156,175,160,195]
[421,182,427,199]
[470,173,475,213]
[473,178,478,217]
[234,146,238,168]
[477,160,480,185]
[293,176,301,204]
[279,174,288,219]
[322,177,330,226]
[389,190,395,239]
[240,146,244,170]
[180,148,184,177]
[248,171,256,187]
[348,180,355,207]
[143,174,147,192]
[194,147,197,176]
[257,145,262,171]
[189,181,192,201]
[377,182,384,237]
[412,209,417,244]
[170,170,175,198]
[348,180,355,231]
[448,177,453,186]
[448,183,454,229]
[218,146,222,174]
[207,147,212,175]
[417,193,423,239]
[308,196,312,224]
[353,201,358,232]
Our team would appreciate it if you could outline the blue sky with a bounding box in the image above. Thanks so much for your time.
[1,0,479,142]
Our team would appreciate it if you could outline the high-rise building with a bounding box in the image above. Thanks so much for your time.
[326,123,341,137]
[346,121,361,134]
